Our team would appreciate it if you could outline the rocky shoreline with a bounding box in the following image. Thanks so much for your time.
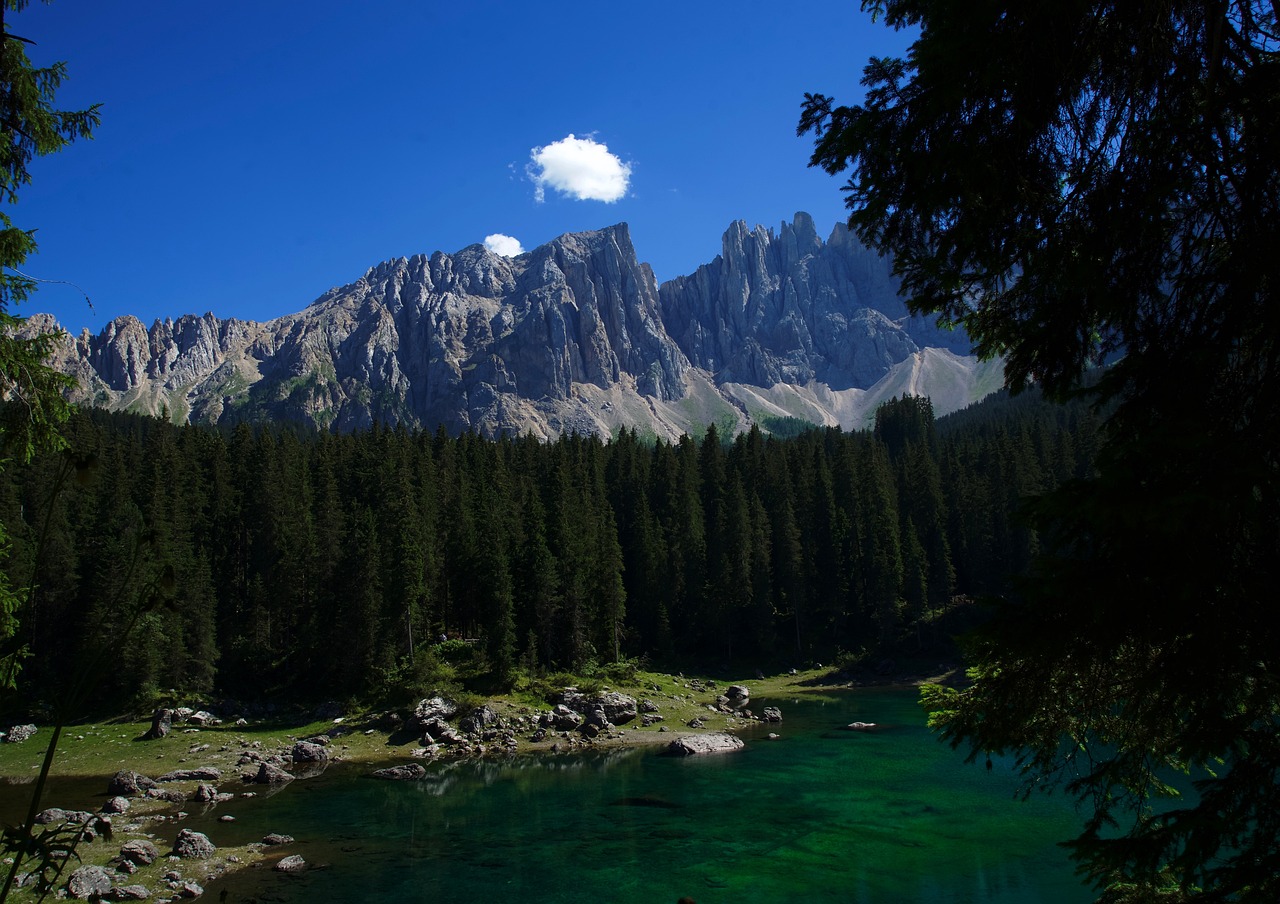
[1,666,951,900]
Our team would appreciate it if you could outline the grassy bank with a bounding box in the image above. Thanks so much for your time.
[0,664,904,780]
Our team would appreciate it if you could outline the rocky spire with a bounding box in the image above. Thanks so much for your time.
[33,215,985,439]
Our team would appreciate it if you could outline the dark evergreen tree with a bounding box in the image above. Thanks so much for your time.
[803,1,1280,896]
[857,440,903,648]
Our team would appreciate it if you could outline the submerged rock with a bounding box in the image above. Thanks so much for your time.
[371,764,427,781]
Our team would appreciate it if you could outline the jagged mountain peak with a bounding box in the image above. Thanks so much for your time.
[36,214,995,439]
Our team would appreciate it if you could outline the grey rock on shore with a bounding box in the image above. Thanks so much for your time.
[665,733,745,756]
[108,770,157,796]
[174,828,216,859]
[3,724,37,743]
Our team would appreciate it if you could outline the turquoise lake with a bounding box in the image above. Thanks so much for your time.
[189,687,1092,903]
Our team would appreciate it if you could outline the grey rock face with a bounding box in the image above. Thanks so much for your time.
[418,716,453,742]
[173,828,216,859]
[458,704,500,735]
[253,763,294,784]
[38,215,980,439]
[102,795,131,814]
[35,808,97,829]
[145,788,187,803]
[157,767,220,783]
[107,770,157,796]
[658,213,969,391]
[591,692,638,725]
[3,724,36,743]
[665,733,745,756]
[550,705,582,731]
[113,884,151,900]
[144,709,170,739]
[119,839,160,867]
[412,696,459,730]
[291,741,328,764]
[66,865,115,900]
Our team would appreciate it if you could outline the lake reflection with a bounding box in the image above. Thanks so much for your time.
[204,687,1090,903]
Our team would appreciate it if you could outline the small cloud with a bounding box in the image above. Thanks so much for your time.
[528,133,632,203]
[484,233,525,257]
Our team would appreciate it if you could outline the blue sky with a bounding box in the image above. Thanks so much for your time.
[11,1,909,336]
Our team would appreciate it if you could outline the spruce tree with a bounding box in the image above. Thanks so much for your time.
[804,1,1280,895]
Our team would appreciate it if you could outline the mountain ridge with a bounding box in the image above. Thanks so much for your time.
[31,214,1000,439]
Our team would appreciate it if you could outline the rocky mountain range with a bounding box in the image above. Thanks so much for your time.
[32,212,1001,440]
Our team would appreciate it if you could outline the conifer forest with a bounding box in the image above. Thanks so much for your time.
[0,390,1100,710]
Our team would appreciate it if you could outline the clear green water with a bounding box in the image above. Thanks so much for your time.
[195,687,1090,903]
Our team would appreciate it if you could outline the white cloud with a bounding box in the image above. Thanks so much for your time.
[484,233,525,257]
[528,134,632,203]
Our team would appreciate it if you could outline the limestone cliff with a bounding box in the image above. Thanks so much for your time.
[32,215,998,439]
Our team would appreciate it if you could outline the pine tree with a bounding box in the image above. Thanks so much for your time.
[761,445,806,658]
[513,479,561,671]
[858,440,904,649]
